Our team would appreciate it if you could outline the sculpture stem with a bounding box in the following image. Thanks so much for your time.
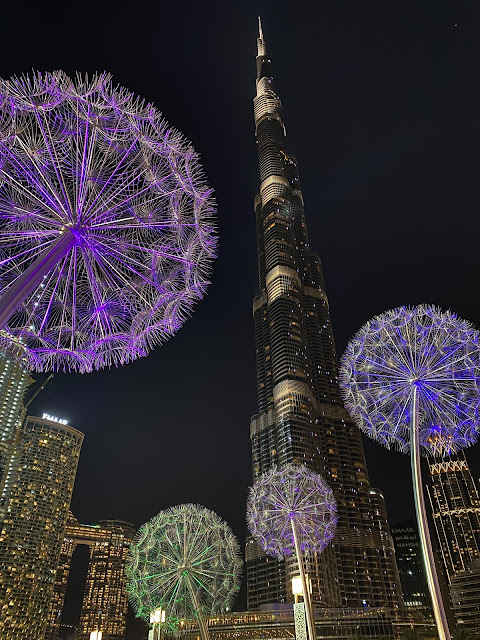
[291,518,316,640]
[410,385,451,640]
[185,573,210,640]
[0,230,76,329]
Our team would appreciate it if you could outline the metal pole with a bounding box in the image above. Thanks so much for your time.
[410,385,451,640]
[185,574,210,640]
[291,519,316,640]
[0,229,76,329]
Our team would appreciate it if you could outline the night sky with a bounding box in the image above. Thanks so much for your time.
[3,1,480,638]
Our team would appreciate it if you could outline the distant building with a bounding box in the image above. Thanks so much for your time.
[0,352,32,490]
[427,452,480,581]
[0,415,83,640]
[59,623,78,640]
[450,559,480,637]
[391,520,432,617]
[246,20,402,613]
[45,513,135,640]
[427,451,480,633]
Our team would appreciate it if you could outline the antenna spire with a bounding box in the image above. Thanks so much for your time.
[258,16,264,40]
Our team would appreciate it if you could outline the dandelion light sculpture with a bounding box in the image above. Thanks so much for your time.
[0,71,217,372]
[339,304,480,640]
[246,463,337,640]
[126,504,242,640]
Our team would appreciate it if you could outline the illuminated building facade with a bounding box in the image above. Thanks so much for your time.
[0,352,32,490]
[449,559,480,637]
[45,513,135,640]
[391,520,432,617]
[176,608,436,640]
[0,415,83,640]
[247,21,403,611]
[427,452,480,581]
[427,452,480,632]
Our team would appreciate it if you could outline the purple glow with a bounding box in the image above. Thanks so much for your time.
[0,71,217,372]
[339,305,480,457]
[246,464,337,560]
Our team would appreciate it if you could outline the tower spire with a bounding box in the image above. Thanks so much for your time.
[258,16,263,40]
[256,16,266,57]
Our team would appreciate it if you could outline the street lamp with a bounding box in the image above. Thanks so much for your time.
[292,576,310,640]
[149,608,166,640]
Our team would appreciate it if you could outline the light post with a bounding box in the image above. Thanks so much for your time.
[292,576,309,640]
[149,608,166,640]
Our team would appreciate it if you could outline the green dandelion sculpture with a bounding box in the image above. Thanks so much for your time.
[126,504,242,640]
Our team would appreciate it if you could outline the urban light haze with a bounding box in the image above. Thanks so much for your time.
[1,1,480,638]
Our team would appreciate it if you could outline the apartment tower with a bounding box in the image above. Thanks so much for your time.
[0,415,83,640]
[247,21,403,611]
[0,352,32,488]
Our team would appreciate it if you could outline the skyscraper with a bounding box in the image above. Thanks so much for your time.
[247,21,402,612]
[427,452,480,633]
[0,415,83,640]
[391,520,432,618]
[0,352,32,488]
[45,513,135,640]
[427,451,480,582]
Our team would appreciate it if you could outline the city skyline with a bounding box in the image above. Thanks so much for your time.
[1,2,479,636]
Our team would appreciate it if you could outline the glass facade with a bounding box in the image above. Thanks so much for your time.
[391,520,432,617]
[45,513,135,640]
[0,416,83,640]
[176,607,436,640]
[247,24,403,612]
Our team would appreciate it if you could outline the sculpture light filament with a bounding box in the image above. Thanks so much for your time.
[0,71,217,372]
[339,304,480,640]
[246,464,337,640]
[126,504,242,640]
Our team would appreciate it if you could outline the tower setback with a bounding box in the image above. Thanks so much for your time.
[247,21,403,612]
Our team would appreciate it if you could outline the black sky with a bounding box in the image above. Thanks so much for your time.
[3,1,480,638]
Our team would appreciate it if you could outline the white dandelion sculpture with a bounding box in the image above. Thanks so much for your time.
[246,464,337,640]
[339,305,480,640]
[0,71,217,372]
[126,504,242,640]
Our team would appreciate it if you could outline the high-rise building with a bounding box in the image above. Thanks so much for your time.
[247,21,403,612]
[0,352,33,487]
[0,415,83,640]
[427,452,480,582]
[449,559,480,637]
[45,513,135,640]
[391,520,432,617]
[427,452,480,633]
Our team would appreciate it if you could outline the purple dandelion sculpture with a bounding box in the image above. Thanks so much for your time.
[246,463,337,640]
[0,71,216,373]
[339,304,480,640]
